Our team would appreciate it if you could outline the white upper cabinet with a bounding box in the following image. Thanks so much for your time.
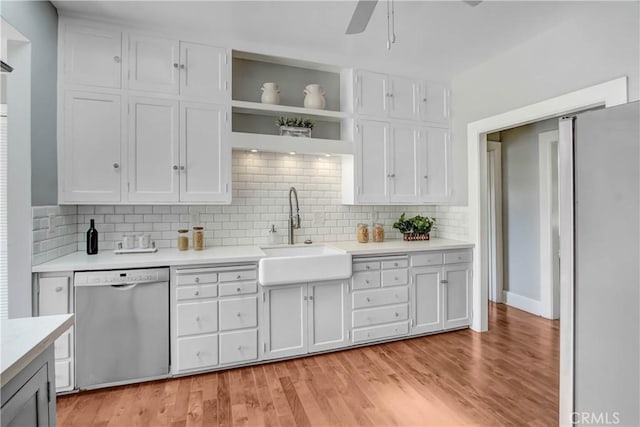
[418,127,450,202]
[388,76,419,121]
[61,91,122,203]
[180,42,227,102]
[355,70,387,117]
[128,97,180,202]
[63,24,122,89]
[128,37,227,102]
[179,102,230,203]
[356,120,388,203]
[128,34,180,94]
[388,125,419,203]
[419,82,449,125]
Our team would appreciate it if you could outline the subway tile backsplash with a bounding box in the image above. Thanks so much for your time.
[32,151,468,265]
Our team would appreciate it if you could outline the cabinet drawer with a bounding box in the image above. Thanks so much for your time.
[176,284,218,300]
[54,330,72,359]
[38,276,70,315]
[219,270,257,282]
[352,287,409,309]
[219,281,257,296]
[353,261,381,272]
[176,272,218,286]
[55,360,73,390]
[381,269,408,287]
[352,304,409,328]
[177,334,218,371]
[219,329,258,365]
[444,251,472,264]
[219,297,257,331]
[411,252,444,267]
[352,321,409,344]
[177,300,218,336]
[381,259,409,269]
[352,271,380,290]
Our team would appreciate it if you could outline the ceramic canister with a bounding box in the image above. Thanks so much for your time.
[303,84,326,109]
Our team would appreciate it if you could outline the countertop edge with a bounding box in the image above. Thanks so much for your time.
[1,314,75,387]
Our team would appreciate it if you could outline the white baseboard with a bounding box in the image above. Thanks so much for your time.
[502,290,542,316]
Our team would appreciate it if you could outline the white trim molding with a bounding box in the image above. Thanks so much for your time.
[466,77,628,426]
[502,291,541,316]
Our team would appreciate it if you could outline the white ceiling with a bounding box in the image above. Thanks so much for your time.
[52,0,604,80]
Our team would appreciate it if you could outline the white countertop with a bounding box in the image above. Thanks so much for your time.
[32,238,474,273]
[1,314,74,386]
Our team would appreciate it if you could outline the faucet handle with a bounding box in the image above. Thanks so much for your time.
[296,214,301,229]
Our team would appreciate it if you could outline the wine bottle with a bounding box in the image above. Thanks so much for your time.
[87,219,98,255]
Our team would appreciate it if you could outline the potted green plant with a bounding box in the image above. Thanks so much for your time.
[276,116,314,138]
[392,213,436,241]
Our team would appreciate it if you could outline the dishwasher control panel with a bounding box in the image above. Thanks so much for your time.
[74,268,170,285]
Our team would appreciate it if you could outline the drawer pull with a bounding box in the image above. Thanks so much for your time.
[236,274,242,279]
[394,276,399,280]
[365,265,370,270]
[309,296,314,300]
[394,262,398,267]
[365,279,370,284]
[237,287,241,292]
[458,256,462,260]
[196,351,201,357]
[394,294,399,298]
[441,280,449,284]
[195,277,200,283]
[394,328,399,332]
[237,346,242,351]
[236,312,241,317]
[55,286,64,292]
[395,312,399,317]
[194,291,200,296]
[195,316,200,322]
[366,297,371,302]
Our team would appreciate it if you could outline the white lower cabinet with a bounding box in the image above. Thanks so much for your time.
[172,265,259,374]
[410,250,472,335]
[262,280,349,360]
[34,273,75,392]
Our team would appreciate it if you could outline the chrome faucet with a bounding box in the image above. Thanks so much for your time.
[288,186,301,244]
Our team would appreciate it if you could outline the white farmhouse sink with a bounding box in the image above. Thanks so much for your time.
[259,245,352,286]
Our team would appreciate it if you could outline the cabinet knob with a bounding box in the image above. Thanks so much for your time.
[196,351,201,357]
[309,295,314,300]
[173,165,179,170]
[195,316,200,321]
[173,63,179,69]
[194,291,200,296]
[394,276,398,281]
[236,312,241,317]
[387,173,395,178]
[236,275,241,279]
[180,64,186,70]
[423,97,428,102]
[180,165,186,171]
[194,277,200,283]
[236,287,241,292]
[55,286,63,292]
[365,279,369,284]
[395,312,399,317]
[113,56,120,63]
[366,297,371,302]
[112,162,120,169]
[424,175,428,179]
[237,346,242,351]
[365,265,370,270]
[394,262,398,267]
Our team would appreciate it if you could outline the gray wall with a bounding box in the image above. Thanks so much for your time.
[1,1,58,206]
[501,118,558,301]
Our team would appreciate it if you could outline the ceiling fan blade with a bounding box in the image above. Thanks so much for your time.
[463,0,483,6]
[345,0,379,35]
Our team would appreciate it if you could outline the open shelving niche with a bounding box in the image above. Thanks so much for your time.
[230,50,354,156]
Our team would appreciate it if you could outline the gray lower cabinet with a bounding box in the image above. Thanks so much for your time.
[1,347,55,427]
[410,250,472,335]
[261,280,349,360]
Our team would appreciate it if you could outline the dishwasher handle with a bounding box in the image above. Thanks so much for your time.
[110,283,138,290]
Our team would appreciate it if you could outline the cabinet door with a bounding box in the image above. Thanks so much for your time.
[388,125,419,203]
[63,24,121,88]
[262,284,307,360]
[179,102,230,203]
[308,281,348,353]
[443,264,472,329]
[180,42,227,102]
[418,127,450,202]
[62,91,121,203]
[388,76,419,120]
[356,70,387,117]
[356,120,388,203]
[37,276,70,315]
[412,267,443,334]
[128,34,179,94]
[1,364,50,427]
[419,82,449,124]
[128,97,179,202]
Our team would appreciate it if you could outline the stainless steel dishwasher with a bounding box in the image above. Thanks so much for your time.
[74,268,169,390]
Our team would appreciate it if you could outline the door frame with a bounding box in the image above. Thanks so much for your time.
[486,140,503,303]
[466,76,627,426]
[538,130,560,319]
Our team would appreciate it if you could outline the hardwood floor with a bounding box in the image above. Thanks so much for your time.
[57,303,559,426]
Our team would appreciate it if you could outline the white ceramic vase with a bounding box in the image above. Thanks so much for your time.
[261,82,281,105]
[303,84,326,110]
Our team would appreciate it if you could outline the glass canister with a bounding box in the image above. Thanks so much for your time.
[373,223,385,242]
[357,223,369,243]
[193,226,205,251]
[177,229,189,251]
